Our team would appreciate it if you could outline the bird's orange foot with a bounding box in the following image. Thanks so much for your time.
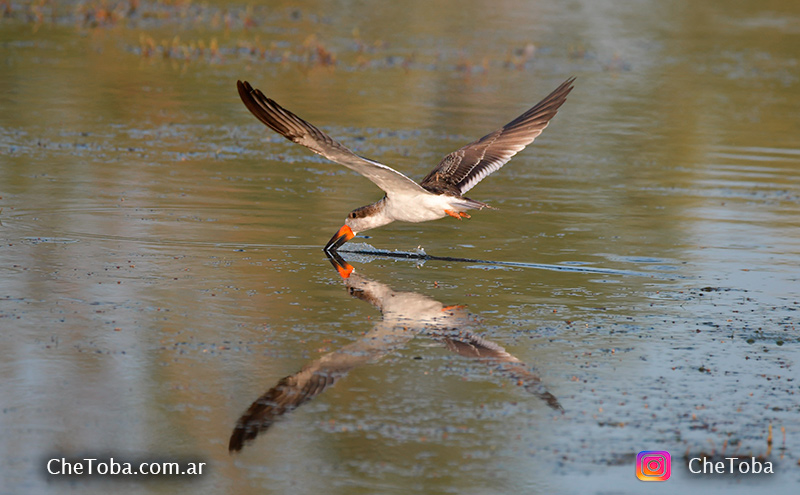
[445,210,470,220]
[442,304,467,312]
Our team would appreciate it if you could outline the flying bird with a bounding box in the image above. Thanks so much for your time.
[237,77,574,251]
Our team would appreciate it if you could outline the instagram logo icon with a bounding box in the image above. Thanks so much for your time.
[636,451,671,481]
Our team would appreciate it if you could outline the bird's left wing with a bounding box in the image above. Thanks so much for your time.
[238,80,428,196]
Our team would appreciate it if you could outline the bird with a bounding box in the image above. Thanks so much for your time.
[236,77,575,251]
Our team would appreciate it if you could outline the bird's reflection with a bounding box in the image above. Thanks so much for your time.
[229,252,561,452]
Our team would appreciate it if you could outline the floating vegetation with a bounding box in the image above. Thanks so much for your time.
[1,1,621,74]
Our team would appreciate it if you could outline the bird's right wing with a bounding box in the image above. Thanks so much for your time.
[420,77,574,196]
[238,80,428,196]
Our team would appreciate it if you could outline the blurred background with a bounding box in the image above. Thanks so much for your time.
[1,1,799,493]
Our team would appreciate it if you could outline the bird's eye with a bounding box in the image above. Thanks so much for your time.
[349,212,357,219]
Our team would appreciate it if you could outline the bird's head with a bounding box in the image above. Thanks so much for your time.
[324,201,392,251]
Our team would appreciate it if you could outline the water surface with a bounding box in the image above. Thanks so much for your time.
[1,1,799,494]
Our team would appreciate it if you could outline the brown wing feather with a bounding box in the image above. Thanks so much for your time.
[237,80,428,196]
[420,77,575,196]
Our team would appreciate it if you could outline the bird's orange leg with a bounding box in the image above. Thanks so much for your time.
[445,209,471,220]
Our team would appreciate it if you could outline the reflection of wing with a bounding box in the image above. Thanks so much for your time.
[229,359,344,452]
[237,80,428,196]
[337,251,561,411]
[440,332,515,359]
[229,320,417,452]
[439,331,562,411]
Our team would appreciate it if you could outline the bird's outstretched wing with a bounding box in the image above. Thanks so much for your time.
[238,80,428,196]
[420,77,575,196]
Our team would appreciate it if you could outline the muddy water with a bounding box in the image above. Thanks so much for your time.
[1,1,799,494]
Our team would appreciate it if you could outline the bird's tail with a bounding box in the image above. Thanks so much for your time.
[459,197,496,210]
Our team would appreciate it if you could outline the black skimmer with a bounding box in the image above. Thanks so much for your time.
[228,252,561,452]
[237,77,575,251]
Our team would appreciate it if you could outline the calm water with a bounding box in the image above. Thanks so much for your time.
[1,1,799,493]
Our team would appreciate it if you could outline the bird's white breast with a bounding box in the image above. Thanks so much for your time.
[384,192,464,223]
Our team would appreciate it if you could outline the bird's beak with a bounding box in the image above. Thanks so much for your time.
[324,225,354,252]
[324,250,354,279]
